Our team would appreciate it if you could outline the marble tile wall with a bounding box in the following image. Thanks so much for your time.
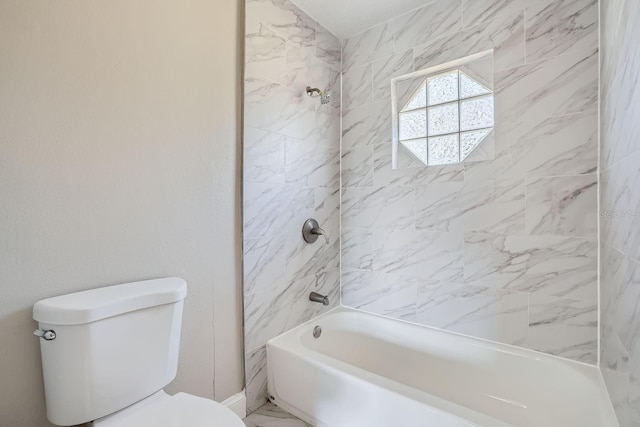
[340,0,600,363]
[599,0,640,425]
[243,0,341,413]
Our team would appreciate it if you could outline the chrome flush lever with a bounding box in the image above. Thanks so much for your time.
[34,329,56,341]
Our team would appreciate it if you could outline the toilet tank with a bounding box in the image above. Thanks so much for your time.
[33,278,187,426]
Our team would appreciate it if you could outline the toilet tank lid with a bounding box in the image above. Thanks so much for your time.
[33,278,187,325]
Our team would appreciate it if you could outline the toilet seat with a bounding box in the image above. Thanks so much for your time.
[94,391,245,427]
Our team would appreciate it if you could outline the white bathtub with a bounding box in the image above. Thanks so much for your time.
[267,308,618,427]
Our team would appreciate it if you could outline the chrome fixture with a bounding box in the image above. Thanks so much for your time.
[306,86,331,104]
[313,325,322,338]
[309,292,329,306]
[302,218,329,244]
[34,329,56,341]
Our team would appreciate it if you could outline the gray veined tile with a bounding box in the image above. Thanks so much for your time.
[284,139,339,188]
[245,346,268,414]
[525,0,598,63]
[244,127,286,185]
[285,232,340,283]
[600,151,640,263]
[245,23,287,84]
[243,184,314,239]
[416,281,529,346]
[373,228,463,283]
[342,64,373,110]
[314,102,341,147]
[600,246,640,364]
[526,294,597,364]
[285,44,340,101]
[601,324,631,379]
[460,10,525,72]
[393,0,462,53]
[609,256,640,362]
[463,232,526,287]
[341,228,373,270]
[245,0,316,47]
[372,49,414,102]
[284,44,316,87]
[600,244,628,331]
[342,101,392,149]
[494,49,598,123]
[415,179,525,234]
[244,268,337,352]
[601,82,640,171]
[462,0,524,28]
[243,284,296,353]
[525,175,597,237]
[412,31,468,73]
[600,330,633,427]
[244,77,316,141]
[463,147,515,182]
[600,0,640,169]
[498,111,598,178]
[466,111,598,182]
[463,232,597,302]
[314,187,341,231]
[341,146,374,188]
[341,186,414,230]
[342,21,393,71]
[413,8,524,74]
[341,268,417,322]
[244,235,286,296]
[243,402,310,427]
[316,24,341,69]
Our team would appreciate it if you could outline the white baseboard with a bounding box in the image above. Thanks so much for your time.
[222,390,247,419]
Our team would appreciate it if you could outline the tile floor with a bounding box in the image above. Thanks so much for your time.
[243,403,311,427]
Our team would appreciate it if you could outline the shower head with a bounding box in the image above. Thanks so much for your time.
[306,86,331,105]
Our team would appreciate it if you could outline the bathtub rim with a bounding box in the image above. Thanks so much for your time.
[271,305,603,370]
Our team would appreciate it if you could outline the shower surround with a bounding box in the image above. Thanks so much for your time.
[340,0,600,363]
[242,0,604,416]
[242,0,341,413]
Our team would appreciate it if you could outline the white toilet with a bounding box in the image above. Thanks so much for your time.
[33,277,245,427]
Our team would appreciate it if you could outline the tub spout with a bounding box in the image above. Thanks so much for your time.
[309,291,329,306]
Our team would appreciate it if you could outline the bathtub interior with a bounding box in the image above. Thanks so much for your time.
[267,307,619,427]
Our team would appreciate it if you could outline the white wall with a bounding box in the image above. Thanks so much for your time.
[0,1,243,425]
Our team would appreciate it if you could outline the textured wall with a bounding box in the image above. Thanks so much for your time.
[600,0,640,425]
[242,0,341,413]
[340,0,599,363]
[0,0,244,425]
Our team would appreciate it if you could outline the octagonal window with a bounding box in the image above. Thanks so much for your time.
[397,68,494,166]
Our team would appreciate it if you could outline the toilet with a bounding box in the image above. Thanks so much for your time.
[33,278,245,427]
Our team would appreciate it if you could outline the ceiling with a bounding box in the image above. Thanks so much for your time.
[290,0,429,39]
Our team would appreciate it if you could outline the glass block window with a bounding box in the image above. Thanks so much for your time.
[398,69,494,166]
